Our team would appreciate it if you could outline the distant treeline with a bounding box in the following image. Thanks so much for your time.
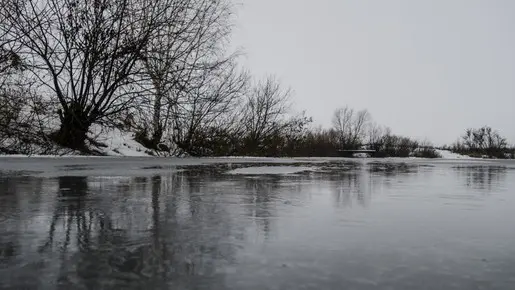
[442,126,514,159]
[0,0,513,158]
[161,104,443,158]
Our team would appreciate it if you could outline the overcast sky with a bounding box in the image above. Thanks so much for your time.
[231,0,515,145]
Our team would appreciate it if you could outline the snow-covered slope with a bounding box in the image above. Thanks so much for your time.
[88,124,152,157]
[435,149,472,159]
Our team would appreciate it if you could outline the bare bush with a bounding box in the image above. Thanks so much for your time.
[237,76,292,155]
[452,126,509,158]
[412,140,441,158]
[172,62,249,155]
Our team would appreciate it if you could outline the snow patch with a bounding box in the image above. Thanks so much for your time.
[436,149,472,159]
[88,124,151,157]
[226,166,315,175]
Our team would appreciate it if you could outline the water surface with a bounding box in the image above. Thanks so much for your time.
[0,158,514,289]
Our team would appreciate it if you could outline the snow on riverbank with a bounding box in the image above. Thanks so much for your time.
[88,125,151,157]
[0,125,153,157]
[0,126,486,160]
[435,149,472,159]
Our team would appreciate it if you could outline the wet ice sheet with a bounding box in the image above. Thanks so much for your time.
[0,157,325,178]
[1,159,515,290]
[226,166,315,175]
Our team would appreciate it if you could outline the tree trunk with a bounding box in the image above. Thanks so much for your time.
[151,126,163,149]
[54,108,91,150]
[150,84,164,148]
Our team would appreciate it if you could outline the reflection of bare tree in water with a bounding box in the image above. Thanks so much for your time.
[0,177,20,265]
[35,176,125,289]
[240,177,282,239]
[0,176,46,268]
[331,173,365,208]
[145,170,237,289]
[33,170,238,289]
[329,162,408,208]
[331,162,425,208]
[39,176,94,254]
[454,166,507,191]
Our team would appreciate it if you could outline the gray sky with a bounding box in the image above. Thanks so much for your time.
[231,0,515,145]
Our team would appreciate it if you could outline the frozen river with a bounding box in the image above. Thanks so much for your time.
[1,157,514,289]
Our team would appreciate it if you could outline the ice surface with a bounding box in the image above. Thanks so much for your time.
[226,166,315,175]
[2,159,515,289]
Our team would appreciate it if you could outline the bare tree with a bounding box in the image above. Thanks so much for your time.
[2,0,171,149]
[140,0,236,148]
[367,121,384,150]
[0,43,21,77]
[0,4,49,154]
[239,76,291,153]
[332,106,354,147]
[172,61,249,154]
[0,0,22,81]
[352,109,371,145]
[332,106,371,148]
[0,1,19,132]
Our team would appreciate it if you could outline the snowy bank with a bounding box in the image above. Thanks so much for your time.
[435,149,474,159]
[0,121,156,157]
[88,125,152,157]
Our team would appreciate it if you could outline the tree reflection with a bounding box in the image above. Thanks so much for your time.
[0,177,19,264]
[328,162,416,208]
[0,176,46,266]
[240,176,282,240]
[29,170,240,289]
[39,176,95,254]
[332,172,365,208]
[1,163,325,289]
[33,176,121,289]
[454,166,507,191]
